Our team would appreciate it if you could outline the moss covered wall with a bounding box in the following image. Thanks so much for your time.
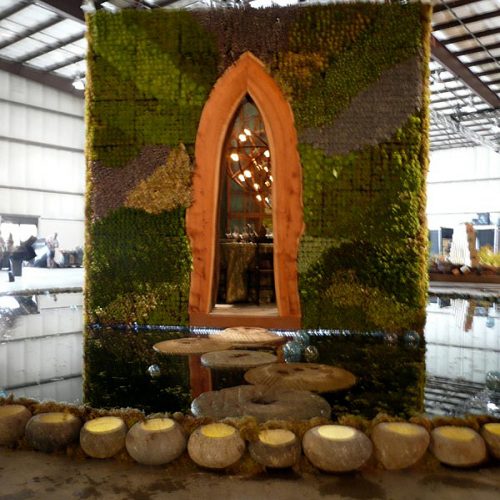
[85,3,431,412]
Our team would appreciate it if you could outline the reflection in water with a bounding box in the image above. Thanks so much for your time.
[0,292,83,403]
[1,292,499,418]
[425,298,500,416]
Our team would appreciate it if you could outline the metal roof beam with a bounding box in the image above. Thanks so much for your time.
[16,32,85,64]
[464,56,499,68]
[433,10,500,32]
[431,36,500,108]
[433,0,484,14]
[430,109,499,152]
[454,41,500,57]
[0,0,33,21]
[44,54,85,72]
[442,26,500,45]
[35,0,86,23]
[0,16,62,50]
[0,57,82,97]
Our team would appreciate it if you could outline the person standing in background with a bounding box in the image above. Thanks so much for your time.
[46,232,59,268]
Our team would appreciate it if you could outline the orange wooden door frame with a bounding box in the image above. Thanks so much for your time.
[186,52,304,329]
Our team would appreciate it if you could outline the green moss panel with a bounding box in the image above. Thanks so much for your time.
[85,3,431,414]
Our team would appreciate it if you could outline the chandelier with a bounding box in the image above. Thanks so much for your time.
[225,99,272,207]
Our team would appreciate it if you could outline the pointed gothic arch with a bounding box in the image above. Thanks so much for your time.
[186,52,303,329]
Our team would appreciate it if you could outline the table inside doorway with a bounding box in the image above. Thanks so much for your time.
[219,242,273,303]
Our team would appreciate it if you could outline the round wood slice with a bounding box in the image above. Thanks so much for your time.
[209,326,284,348]
[153,337,232,356]
[191,384,331,422]
[201,350,277,370]
[244,363,356,393]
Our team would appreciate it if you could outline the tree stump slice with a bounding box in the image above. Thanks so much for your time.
[244,363,356,393]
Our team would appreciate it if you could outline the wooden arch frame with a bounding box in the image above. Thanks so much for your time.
[186,52,303,329]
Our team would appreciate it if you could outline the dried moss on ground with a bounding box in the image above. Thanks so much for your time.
[2,396,499,476]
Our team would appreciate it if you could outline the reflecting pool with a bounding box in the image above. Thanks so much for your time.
[0,292,83,402]
[1,292,499,419]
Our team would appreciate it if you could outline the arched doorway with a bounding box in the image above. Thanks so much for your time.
[186,52,303,329]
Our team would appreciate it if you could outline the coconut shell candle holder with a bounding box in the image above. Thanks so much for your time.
[249,429,301,468]
[371,422,430,470]
[187,423,245,469]
[0,404,32,446]
[481,423,500,460]
[430,426,487,467]
[25,412,81,452]
[80,416,127,459]
[126,418,186,465]
[303,424,372,472]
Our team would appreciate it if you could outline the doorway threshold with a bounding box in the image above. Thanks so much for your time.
[212,303,278,316]
[189,305,300,329]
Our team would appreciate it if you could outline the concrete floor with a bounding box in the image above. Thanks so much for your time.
[1,448,500,500]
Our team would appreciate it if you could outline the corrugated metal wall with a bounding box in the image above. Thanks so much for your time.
[0,69,85,249]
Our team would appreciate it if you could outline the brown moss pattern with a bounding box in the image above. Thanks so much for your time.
[299,57,423,155]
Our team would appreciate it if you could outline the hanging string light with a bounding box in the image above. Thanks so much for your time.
[226,101,273,207]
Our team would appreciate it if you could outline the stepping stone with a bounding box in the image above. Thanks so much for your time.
[191,384,331,422]
[210,327,284,348]
[153,337,232,356]
[245,363,356,393]
[201,350,277,370]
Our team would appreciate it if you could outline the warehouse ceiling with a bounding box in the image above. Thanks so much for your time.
[0,0,498,153]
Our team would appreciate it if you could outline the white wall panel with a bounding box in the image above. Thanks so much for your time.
[0,188,84,219]
[0,70,84,117]
[0,69,85,248]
